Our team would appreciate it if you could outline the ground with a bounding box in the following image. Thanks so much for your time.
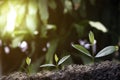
[1,61,120,80]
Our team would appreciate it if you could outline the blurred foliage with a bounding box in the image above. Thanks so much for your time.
[0,0,57,43]
[0,0,120,74]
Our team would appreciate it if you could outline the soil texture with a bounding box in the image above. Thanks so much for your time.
[1,61,120,80]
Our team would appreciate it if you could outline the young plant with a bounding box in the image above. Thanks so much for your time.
[72,31,119,64]
[40,54,70,69]
[25,57,31,74]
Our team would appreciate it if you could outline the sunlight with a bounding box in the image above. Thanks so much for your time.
[5,5,16,32]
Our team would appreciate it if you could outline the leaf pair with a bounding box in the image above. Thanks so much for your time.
[72,31,119,61]
[72,44,118,58]
[40,55,70,67]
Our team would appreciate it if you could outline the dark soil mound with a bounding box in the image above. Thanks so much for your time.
[1,61,120,80]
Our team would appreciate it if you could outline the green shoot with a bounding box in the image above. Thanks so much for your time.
[40,54,70,69]
[72,31,119,64]
[26,57,31,66]
[25,57,31,74]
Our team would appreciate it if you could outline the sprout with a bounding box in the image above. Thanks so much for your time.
[72,31,118,64]
[40,54,70,69]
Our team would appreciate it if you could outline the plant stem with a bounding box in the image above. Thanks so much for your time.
[91,44,95,63]
[27,65,31,75]
[92,57,95,64]
[56,65,59,70]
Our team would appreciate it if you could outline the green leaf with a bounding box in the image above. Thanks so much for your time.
[58,55,70,66]
[95,46,119,58]
[54,54,59,63]
[38,0,49,24]
[40,64,55,67]
[16,4,26,27]
[89,21,108,33]
[89,31,95,45]
[26,57,31,66]
[26,14,37,34]
[72,44,92,57]
[25,0,38,34]
[28,0,38,15]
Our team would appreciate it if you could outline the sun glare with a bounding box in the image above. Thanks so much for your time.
[5,5,16,32]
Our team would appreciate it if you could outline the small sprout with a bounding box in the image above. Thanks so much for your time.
[25,57,32,74]
[89,31,95,45]
[40,55,70,69]
[55,54,59,63]
[26,57,31,66]
[72,31,119,64]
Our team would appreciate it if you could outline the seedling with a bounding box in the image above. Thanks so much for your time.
[72,31,119,63]
[40,54,70,69]
[25,57,31,74]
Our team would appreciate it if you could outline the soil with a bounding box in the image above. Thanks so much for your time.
[1,61,120,80]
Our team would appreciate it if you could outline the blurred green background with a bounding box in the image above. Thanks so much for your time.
[0,0,120,76]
